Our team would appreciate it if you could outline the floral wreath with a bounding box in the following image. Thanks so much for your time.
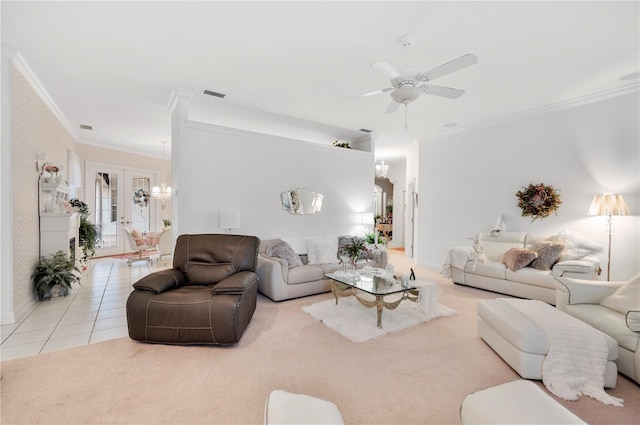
[132,188,150,208]
[515,183,561,222]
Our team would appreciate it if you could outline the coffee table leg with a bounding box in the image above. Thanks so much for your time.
[376,295,383,328]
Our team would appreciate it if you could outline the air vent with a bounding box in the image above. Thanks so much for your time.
[359,128,373,133]
[203,90,226,98]
[79,124,93,130]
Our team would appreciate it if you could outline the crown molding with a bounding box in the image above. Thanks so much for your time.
[11,52,79,143]
[426,82,640,143]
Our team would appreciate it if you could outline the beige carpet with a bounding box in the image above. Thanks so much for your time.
[1,259,639,424]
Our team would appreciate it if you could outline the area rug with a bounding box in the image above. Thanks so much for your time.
[302,296,456,343]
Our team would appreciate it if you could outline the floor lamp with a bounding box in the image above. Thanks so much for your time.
[588,193,629,281]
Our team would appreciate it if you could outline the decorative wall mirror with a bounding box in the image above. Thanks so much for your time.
[281,188,324,215]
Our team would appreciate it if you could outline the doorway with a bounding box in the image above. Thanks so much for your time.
[85,162,157,257]
[374,177,394,242]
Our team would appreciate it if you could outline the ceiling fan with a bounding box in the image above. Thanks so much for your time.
[345,36,478,128]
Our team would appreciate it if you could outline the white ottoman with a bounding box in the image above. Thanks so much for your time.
[264,390,344,425]
[461,380,587,424]
[477,298,618,388]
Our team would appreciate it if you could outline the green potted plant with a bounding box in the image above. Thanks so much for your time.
[32,250,81,301]
[69,198,98,263]
[162,218,172,230]
[340,237,369,267]
[364,232,386,246]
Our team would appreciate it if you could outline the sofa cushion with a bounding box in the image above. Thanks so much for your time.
[566,304,639,353]
[505,267,557,289]
[288,265,325,285]
[529,241,564,271]
[306,236,339,265]
[267,240,303,269]
[600,273,640,315]
[464,261,507,279]
[501,248,538,272]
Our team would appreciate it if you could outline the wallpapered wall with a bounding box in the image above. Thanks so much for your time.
[12,66,77,317]
[10,65,171,321]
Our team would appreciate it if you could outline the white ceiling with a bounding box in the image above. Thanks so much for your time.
[2,1,639,161]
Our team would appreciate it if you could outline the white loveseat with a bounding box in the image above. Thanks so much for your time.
[443,231,602,305]
[257,236,388,302]
[555,274,640,385]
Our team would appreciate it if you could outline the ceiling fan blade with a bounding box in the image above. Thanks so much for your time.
[385,100,401,114]
[342,87,393,102]
[372,62,403,80]
[415,54,478,82]
[420,84,465,99]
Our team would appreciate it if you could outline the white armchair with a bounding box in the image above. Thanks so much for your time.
[555,274,640,384]
[157,229,173,264]
[124,228,154,266]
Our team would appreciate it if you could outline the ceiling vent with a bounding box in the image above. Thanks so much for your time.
[359,128,373,133]
[203,90,226,98]
[79,124,93,130]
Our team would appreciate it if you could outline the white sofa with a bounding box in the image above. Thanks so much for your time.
[555,274,640,385]
[257,236,388,302]
[444,231,602,305]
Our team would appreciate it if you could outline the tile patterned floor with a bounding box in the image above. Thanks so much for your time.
[0,257,169,361]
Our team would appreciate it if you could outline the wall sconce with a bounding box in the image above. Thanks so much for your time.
[587,193,629,280]
[219,210,241,233]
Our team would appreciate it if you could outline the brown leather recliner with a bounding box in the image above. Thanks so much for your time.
[126,234,260,345]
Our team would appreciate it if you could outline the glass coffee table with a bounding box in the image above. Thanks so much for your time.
[325,269,420,329]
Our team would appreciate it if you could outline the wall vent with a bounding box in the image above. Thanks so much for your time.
[203,90,226,98]
[79,124,93,130]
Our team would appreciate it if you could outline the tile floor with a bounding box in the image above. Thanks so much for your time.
[0,256,169,361]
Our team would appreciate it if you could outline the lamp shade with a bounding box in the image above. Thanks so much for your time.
[219,211,241,229]
[587,194,629,216]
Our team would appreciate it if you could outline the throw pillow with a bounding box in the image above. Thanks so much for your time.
[501,248,538,272]
[306,236,339,265]
[131,229,145,246]
[267,240,303,269]
[548,230,603,261]
[529,240,565,271]
[600,273,640,316]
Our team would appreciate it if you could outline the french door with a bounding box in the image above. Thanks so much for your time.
[85,162,158,257]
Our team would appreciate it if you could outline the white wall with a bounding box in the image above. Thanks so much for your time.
[174,120,375,240]
[416,90,639,281]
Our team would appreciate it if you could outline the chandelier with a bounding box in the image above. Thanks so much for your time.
[151,141,172,209]
[375,160,389,178]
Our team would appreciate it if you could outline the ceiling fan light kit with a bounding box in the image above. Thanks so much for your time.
[346,36,478,129]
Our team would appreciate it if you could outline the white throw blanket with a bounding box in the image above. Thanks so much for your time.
[503,299,623,407]
[441,247,472,278]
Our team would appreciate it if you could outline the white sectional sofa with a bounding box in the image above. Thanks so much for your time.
[257,236,388,302]
[443,231,602,305]
[555,274,640,385]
